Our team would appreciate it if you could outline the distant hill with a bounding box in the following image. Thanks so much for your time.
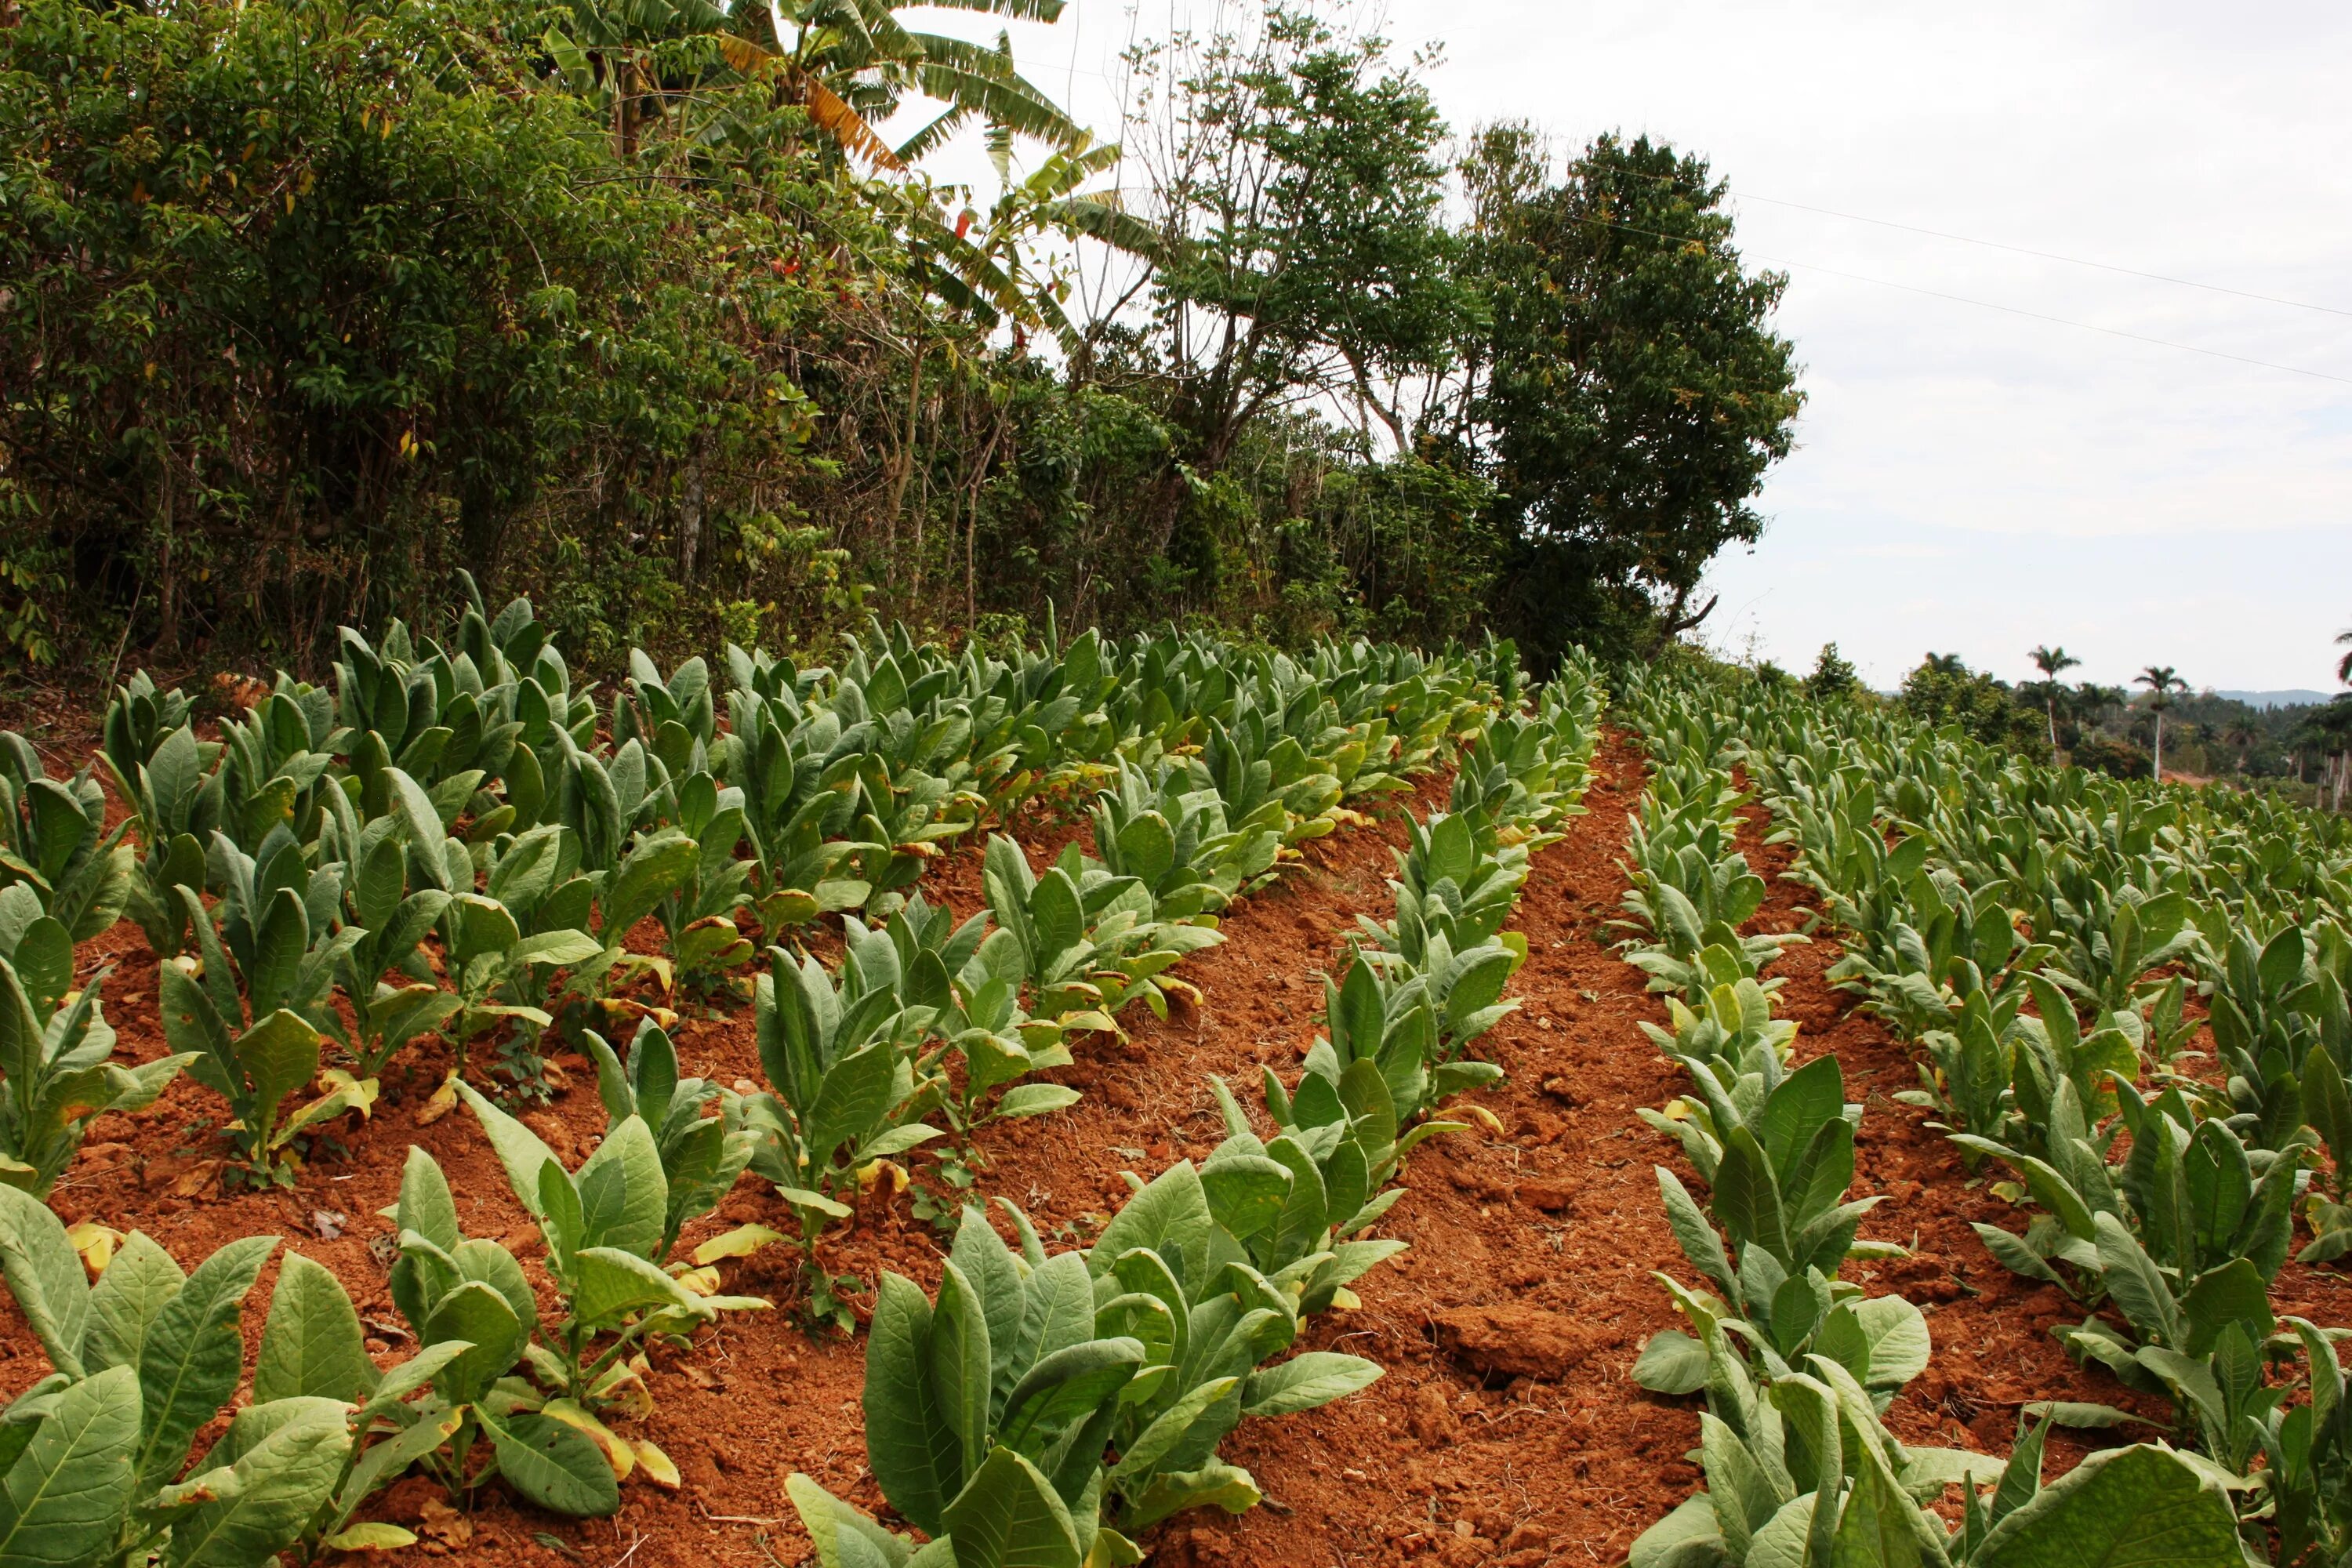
[2211,689,2339,710]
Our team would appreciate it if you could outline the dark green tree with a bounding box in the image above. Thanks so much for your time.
[1455,126,1802,665]
[1806,643,1860,702]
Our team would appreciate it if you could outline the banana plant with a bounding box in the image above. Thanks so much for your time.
[378,1146,619,1518]
[459,1083,767,1421]
[159,885,372,1185]
[0,729,132,946]
[0,924,189,1195]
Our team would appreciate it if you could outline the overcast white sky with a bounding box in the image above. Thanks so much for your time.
[907,1,2352,693]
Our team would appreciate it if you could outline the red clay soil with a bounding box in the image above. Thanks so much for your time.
[11,733,2347,1567]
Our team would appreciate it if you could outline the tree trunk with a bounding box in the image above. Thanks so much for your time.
[2046,697,2060,764]
[883,343,927,589]
[677,450,705,583]
[154,460,178,652]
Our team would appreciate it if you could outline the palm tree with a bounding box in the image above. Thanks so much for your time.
[2337,623,2352,687]
[2136,665,2188,782]
[2028,645,2081,762]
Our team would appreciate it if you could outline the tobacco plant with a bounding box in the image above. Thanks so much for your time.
[0,729,132,946]
[161,885,372,1185]
[460,1084,766,1420]
[0,927,188,1196]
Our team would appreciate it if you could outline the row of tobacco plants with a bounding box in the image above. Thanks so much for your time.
[1609,667,2352,1568]
[0,577,1583,1566]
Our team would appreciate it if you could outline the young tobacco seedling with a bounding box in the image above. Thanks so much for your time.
[460,1082,768,1422]
[0,728,133,945]
[736,942,940,1326]
[0,1184,571,1563]
[1629,1328,2241,1567]
[1635,1055,1919,1407]
[0,922,190,1196]
[161,884,372,1185]
[786,1182,1381,1568]
[379,1146,621,1518]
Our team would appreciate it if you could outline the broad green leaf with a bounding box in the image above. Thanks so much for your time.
[477,1407,619,1518]
[574,1115,666,1261]
[785,1473,916,1568]
[572,1247,703,1328]
[1629,1493,1724,1568]
[256,1252,380,1405]
[134,1234,278,1498]
[158,1408,348,1568]
[995,1339,1145,1454]
[1090,1163,1212,1291]
[1828,1429,1943,1566]
[939,1446,1082,1568]
[0,1363,140,1565]
[83,1232,183,1376]
[0,1184,92,1377]
[1239,1352,1380,1417]
[1973,1444,2245,1566]
[930,1261,993,1494]
[423,1281,524,1406]
[866,1272,960,1537]
[993,1084,1083,1120]
[1632,1330,1710,1396]
[456,1082,561,1220]
[234,1009,323,1143]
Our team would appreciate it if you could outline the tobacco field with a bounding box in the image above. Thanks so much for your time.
[2,596,2348,1567]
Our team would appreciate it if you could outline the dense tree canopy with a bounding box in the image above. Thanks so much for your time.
[0,0,1806,678]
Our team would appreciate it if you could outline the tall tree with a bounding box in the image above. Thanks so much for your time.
[1454,125,1802,665]
[2336,622,2352,686]
[2028,644,2081,762]
[2136,664,2188,781]
[1119,3,1472,570]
